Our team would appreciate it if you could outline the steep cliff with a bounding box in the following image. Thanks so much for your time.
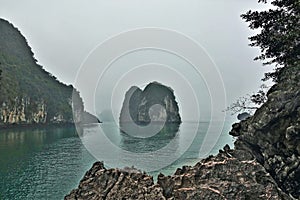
[119,82,181,127]
[0,18,97,126]
[66,65,299,199]
[230,64,300,198]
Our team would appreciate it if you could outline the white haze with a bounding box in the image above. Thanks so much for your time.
[0,0,273,121]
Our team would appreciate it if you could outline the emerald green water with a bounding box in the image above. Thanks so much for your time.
[0,126,96,200]
[0,121,234,200]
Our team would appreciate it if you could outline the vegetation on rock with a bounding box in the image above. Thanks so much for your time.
[0,18,93,125]
[227,0,299,115]
[241,0,300,81]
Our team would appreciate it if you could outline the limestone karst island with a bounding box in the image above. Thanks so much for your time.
[119,82,181,135]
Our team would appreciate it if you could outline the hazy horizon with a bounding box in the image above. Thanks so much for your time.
[0,0,274,121]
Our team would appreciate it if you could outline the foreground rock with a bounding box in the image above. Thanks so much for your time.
[230,65,300,198]
[65,162,165,200]
[66,65,299,199]
[65,147,290,200]
[158,145,290,199]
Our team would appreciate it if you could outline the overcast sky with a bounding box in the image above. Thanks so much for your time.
[0,0,273,121]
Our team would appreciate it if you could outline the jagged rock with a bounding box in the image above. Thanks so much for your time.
[158,146,290,200]
[64,162,165,200]
[230,65,300,198]
[119,82,181,128]
[66,147,290,199]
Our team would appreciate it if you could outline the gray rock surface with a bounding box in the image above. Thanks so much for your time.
[65,162,165,200]
[119,82,181,127]
[158,145,290,199]
[230,65,300,198]
[65,147,290,200]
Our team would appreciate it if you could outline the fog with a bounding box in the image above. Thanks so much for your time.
[0,0,273,121]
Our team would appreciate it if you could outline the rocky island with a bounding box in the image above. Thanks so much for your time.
[119,82,181,135]
[120,82,181,125]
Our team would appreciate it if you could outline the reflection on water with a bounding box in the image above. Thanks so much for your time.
[0,121,235,199]
[79,121,234,173]
[0,127,69,167]
[81,122,187,171]
[0,126,96,200]
[120,123,180,153]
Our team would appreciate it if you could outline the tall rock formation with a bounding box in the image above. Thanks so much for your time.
[119,82,181,128]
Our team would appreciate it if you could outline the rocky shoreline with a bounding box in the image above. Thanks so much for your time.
[65,147,290,199]
[65,65,299,200]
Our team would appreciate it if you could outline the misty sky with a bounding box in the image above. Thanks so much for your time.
[0,0,273,121]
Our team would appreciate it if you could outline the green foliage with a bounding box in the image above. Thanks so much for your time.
[0,18,82,122]
[241,0,300,81]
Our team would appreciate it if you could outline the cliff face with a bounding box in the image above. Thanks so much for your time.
[230,65,300,198]
[0,98,47,124]
[119,82,181,126]
[0,18,92,126]
[66,65,299,199]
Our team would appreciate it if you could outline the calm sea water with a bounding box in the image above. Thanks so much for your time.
[0,121,234,200]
